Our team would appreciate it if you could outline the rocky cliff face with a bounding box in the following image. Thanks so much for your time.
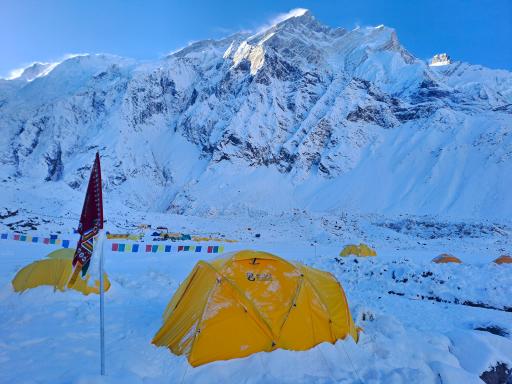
[1,11,511,218]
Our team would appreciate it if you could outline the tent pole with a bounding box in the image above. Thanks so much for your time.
[99,230,105,376]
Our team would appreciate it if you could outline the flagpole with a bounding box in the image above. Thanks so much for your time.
[99,230,105,376]
[68,151,105,376]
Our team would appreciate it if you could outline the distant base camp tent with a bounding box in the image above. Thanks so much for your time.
[12,248,110,295]
[106,233,141,241]
[432,254,462,264]
[340,243,377,257]
[192,236,238,243]
[493,255,512,265]
[152,232,191,241]
[152,250,359,367]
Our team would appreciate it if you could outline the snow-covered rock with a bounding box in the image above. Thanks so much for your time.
[430,53,452,67]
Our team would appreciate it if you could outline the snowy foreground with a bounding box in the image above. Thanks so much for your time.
[0,205,511,384]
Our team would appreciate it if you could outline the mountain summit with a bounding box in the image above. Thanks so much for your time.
[1,10,511,218]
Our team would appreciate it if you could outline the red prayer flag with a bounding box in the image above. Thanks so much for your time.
[68,152,103,286]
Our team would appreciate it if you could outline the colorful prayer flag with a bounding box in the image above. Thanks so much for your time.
[98,240,223,254]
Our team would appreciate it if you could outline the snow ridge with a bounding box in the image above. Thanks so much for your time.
[0,11,511,219]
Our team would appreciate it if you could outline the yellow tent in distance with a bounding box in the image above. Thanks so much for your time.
[12,248,110,295]
[493,255,512,265]
[432,253,462,264]
[340,243,377,257]
[152,250,359,367]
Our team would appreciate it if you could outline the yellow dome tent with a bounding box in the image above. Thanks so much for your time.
[493,255,512,265]
[46,248,76,259]
[340,243,377,257]
[152,250,359,367]
[432,253,462,264]
[12,248,110,295]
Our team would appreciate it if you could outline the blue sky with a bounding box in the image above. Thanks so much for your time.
[1,0,511,77]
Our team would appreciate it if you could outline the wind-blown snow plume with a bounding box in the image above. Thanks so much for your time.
[256,8,310,33]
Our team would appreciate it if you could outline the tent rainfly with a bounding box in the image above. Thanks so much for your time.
[432,253,462,264]
[493,255,512,265]
[340,243,377,257]
[152,250,359,366]
[12,248,110,295]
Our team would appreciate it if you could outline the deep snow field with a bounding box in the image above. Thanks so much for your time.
[0,181,511,384]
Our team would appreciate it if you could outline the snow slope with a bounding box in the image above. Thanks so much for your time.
[0,205,511,384]
[0,173,511,383]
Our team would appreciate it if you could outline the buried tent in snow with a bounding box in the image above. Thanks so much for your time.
[12,248,110,295]
[340,243,377,257]
[152,250,359,366]
[432,253,462,264]
[493,255,512,265]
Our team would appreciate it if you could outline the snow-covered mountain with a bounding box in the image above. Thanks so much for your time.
[1,10,511,219]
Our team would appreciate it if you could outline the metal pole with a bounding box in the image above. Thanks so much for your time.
[99,230,105,376]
